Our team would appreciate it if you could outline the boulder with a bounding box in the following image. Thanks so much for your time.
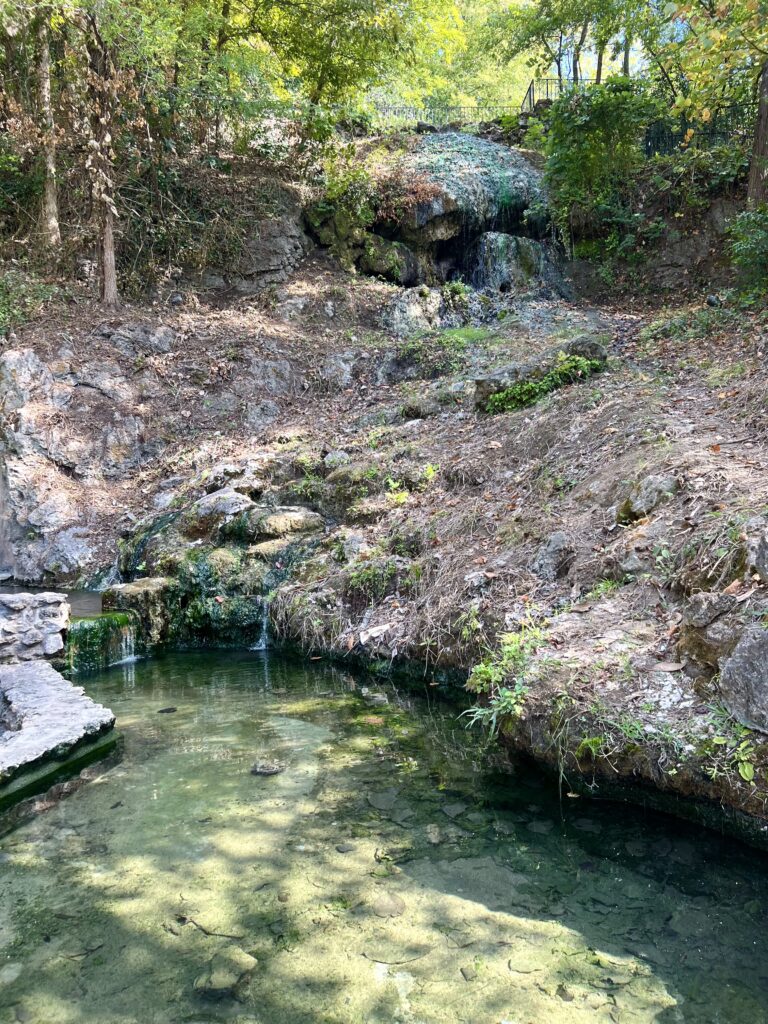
[719,625,768,731]
[617,474,678,525]
[180,488,255,540]
[226,506,324,542]
[358,235,420,286]
[319,350,365,390]
[745,517,768,584]
[531,532,575,581]
[381,288,442,338]
[474,335,608,410]
[402,134,545,245]
[106,322,175,357]
[103,578,176,648]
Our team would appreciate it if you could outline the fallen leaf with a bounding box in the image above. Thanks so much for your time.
[655,661,684,672]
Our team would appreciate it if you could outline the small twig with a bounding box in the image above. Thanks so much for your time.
[362,949,433,965]
[177,915,244,940]
[63,943,104,960]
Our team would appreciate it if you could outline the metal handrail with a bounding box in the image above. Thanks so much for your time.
[520,78,597,113]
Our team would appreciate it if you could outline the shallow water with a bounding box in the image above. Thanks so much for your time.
[0,587,102,617]
[1,651,768,1024]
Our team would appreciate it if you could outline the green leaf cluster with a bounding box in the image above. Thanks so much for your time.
[484,353,604,413]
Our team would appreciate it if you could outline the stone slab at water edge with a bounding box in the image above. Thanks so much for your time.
[0,591,69,662]
[0,660,115,808]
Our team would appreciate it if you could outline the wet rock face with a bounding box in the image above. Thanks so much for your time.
[0,592,69,663]
[470,232,549,292]
[309,134,551,290]
[719,626,768,731]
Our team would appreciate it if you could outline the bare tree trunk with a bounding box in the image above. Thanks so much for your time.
[101,203,119,308]
[595,43,605,84]
[36,13,61,249]
[748,63,768,206]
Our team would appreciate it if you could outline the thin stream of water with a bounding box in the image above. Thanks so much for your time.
[1,650,767,1023]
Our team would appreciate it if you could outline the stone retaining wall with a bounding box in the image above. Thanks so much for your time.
[0,592,70,663]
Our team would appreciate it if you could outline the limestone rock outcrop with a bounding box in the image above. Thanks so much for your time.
[0,591,69,663]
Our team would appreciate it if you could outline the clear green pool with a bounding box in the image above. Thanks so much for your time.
[1,651,767,1023]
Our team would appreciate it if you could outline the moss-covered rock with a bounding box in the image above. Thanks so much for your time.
[104,577,178,648]
[222,506,324,543]
[358,235,420,286]
[66,612,141,674]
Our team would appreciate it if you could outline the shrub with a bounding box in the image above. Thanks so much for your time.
[0,270,55,335]
[729,205,768,291]
[544,78,664,243]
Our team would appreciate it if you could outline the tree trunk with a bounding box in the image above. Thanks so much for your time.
[595,43,605,84]
[623,35,631,77]
[573,19,589,85]
[748,63,768,206]
[36,13,61,249]
[84,14,120,309]
[101,202,119,308]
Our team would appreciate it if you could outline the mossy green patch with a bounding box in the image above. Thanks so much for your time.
[484,353,605,413]
[67,613,140,674]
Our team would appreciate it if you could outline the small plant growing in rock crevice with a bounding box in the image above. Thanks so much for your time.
[484,353,605,413]
[461,682,529,739]
[462,620,546,738]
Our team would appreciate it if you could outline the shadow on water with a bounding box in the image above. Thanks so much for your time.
[1,650,767,1023]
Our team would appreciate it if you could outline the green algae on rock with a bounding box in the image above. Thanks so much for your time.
[66,612,140,674]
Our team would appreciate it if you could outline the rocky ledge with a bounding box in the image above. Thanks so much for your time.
[0,660,115,807]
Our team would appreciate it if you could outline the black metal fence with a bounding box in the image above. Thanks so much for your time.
[368,83,757,159]
[645,103,757,156]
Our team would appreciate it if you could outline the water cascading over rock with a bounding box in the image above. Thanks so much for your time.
[308,132,561,294]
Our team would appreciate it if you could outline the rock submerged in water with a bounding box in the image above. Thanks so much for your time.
[250,760,285,776]
[193,944,257,1000]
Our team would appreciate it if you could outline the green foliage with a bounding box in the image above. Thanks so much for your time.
[466,620,544,694]
[346,558,399,602]
[461,682,529,738]
[585,578,619,600]
[0,145,43,234]
[484,353,604,413]
[544,78,664,242]
[575,735,607,759]
[729,205,768,292]
[702,705,761,786]
[0,270,56,335]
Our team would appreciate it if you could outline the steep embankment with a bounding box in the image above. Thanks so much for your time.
[3,133,768,844]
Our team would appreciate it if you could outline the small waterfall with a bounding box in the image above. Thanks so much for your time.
[250,597,270,652]
[113,622,138,665]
